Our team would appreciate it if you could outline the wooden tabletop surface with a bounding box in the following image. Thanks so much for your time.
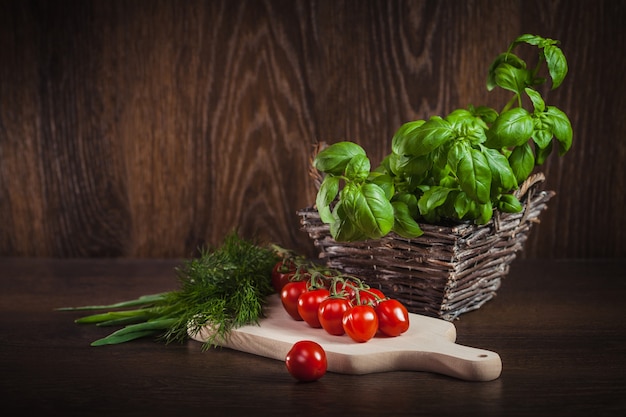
[1,257,624,416]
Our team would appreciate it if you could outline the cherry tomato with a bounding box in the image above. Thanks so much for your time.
[285,340,327,382]
[342,304,378,343]
[280,281,308,321]
[271,260,297,292]
[375,299,410,337]
[352,288,386,307]
[297,288,330,328]
[318,297,352,335]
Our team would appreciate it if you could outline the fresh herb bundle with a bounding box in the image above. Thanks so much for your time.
[314,34,573,242]
[60,232,279,348]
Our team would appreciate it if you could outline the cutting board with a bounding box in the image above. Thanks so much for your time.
[188,294,502,381]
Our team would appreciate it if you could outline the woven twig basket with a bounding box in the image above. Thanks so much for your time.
[298,154,555,320]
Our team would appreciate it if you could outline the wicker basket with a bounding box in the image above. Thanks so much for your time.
[298,172,554,321]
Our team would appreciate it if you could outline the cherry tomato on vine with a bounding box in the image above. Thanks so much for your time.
[297,288,330,328]
[271,260,297,292]
[280,281,308,321]
[375,299,410,337]
[285,340,327,382]
[342,304,378,343]
[318,297,352,335]
[352,288,386,307]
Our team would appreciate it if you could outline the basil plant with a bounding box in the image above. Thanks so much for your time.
[314,34,572,242]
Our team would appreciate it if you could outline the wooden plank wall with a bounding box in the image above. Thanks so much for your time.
[1,0,625,258]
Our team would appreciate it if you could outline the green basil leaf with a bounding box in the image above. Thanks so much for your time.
[546,106,573,155]
[369,172,395,200]
[477,202,494,225]
[544,44,568,89]
[493,63,530,96]
[389,152,432,177]
[531,112,553,149]
[487,52,527,91]
[535,140,553,165]
[525,87,545,112]
[345,154,370,181]
[402,116,454,156]
[392,192,419,218]
[482,147,517,194]
[330,201,367,242]
[508,142,535,185]
[417,186,453,222]
[497,194,523,213]
[391,201,423,238]
[471,106,499,124]
[453,191,472,219]
[391,120,426,155]
[512,34,544,47]
[341,183,393,240]
[313,142,366,175]
[485,107,534,148]
[447,141,491,204]
[316,176,340,224]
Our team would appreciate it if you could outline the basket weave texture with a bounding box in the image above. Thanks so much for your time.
[298,173,554,321]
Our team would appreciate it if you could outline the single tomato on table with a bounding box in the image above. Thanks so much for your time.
[285,340,327,382]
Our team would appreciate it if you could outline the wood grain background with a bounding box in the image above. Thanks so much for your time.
[1,0,625,258]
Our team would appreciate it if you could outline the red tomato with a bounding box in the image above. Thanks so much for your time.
[342,304,378,343]
[318,297,352,335]
[297,288,330,328]
[375,299,410,337]
[271,260,296,292]
[280,281,308,321]
[285,340,327,382]
[352,288,386,307]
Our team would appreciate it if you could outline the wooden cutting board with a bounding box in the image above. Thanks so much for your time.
[188,294,502,381]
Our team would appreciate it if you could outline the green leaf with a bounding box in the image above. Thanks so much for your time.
[392,192,419,218]
[532,113,553,150]
[391,201,423,238]
[508,142,535,185]
[388,152,432,178]
[497,194,523,213]
[452,191,472,219]
[418,186,453,215]
[316,176,340,224]
[341,183,394,240]
[512,34,544,47]
[525,88,545,113]
[485,107,534,148]
[329,201,367,242]
[477,202,494,225]
[471,106,499,124]
[345,154,370,181]
[493,62,530,95]
[482,147,518,194]
[544,44,568,89]
[369,173,395,200]
[487,52,527,91]
[535,140,553,165]
[546,106,573,155]
[313,142,366,175]
[401,116,454,156]
[391,120,426,155]
[447,141,491,204]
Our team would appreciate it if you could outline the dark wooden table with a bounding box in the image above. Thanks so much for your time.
[1,258,624,416]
